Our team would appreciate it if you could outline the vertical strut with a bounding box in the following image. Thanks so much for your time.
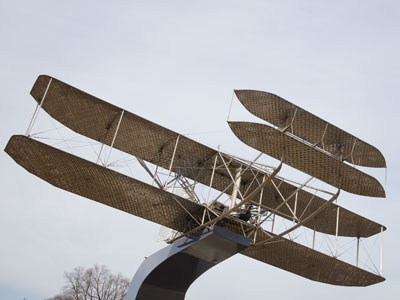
[164,135,180,188]
[152,166,159,186]
[312,228,316,249]
[334,207,340,258]
[380,226,383,276]
[206,149,219,205]
[253,174,267,243]
[104,110,125,167]
[290,192,298,241]
[26,78,53,136]
[271,213,275,233]
[230,166,242,209]
[356,236,360,267]
[96,143,105,164]
[257,175,266,222]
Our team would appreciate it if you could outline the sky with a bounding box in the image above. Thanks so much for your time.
[0,0,399,299]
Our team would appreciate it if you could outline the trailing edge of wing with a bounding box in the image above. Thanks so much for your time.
[229,122,385,198]
[234,90,386,168]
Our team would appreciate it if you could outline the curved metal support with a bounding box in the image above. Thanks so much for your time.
[125,226,250,300]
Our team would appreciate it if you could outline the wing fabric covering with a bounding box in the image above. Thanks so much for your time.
[241,229,385,286]
[229,122,385,198]
[234,90,386,168]
[4,135,384,286]
[5,135,203,232]
[28,75,384,237]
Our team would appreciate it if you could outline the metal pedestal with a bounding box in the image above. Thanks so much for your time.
[125,226,250,300]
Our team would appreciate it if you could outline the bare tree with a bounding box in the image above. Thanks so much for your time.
[47,265,130,300]
[46,296,74,300]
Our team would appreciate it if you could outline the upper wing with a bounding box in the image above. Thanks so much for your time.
[28,75,384,236]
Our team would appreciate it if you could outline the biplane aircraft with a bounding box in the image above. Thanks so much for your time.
[5,75,387,299]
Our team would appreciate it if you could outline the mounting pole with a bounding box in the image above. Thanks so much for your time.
[230,166,242,209]
[26,78,52,136]
[334,207,340,258]
[125,226,250,300]
[380,226,383,276]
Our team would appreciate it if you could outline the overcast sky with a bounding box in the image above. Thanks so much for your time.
[1,1,399,299]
